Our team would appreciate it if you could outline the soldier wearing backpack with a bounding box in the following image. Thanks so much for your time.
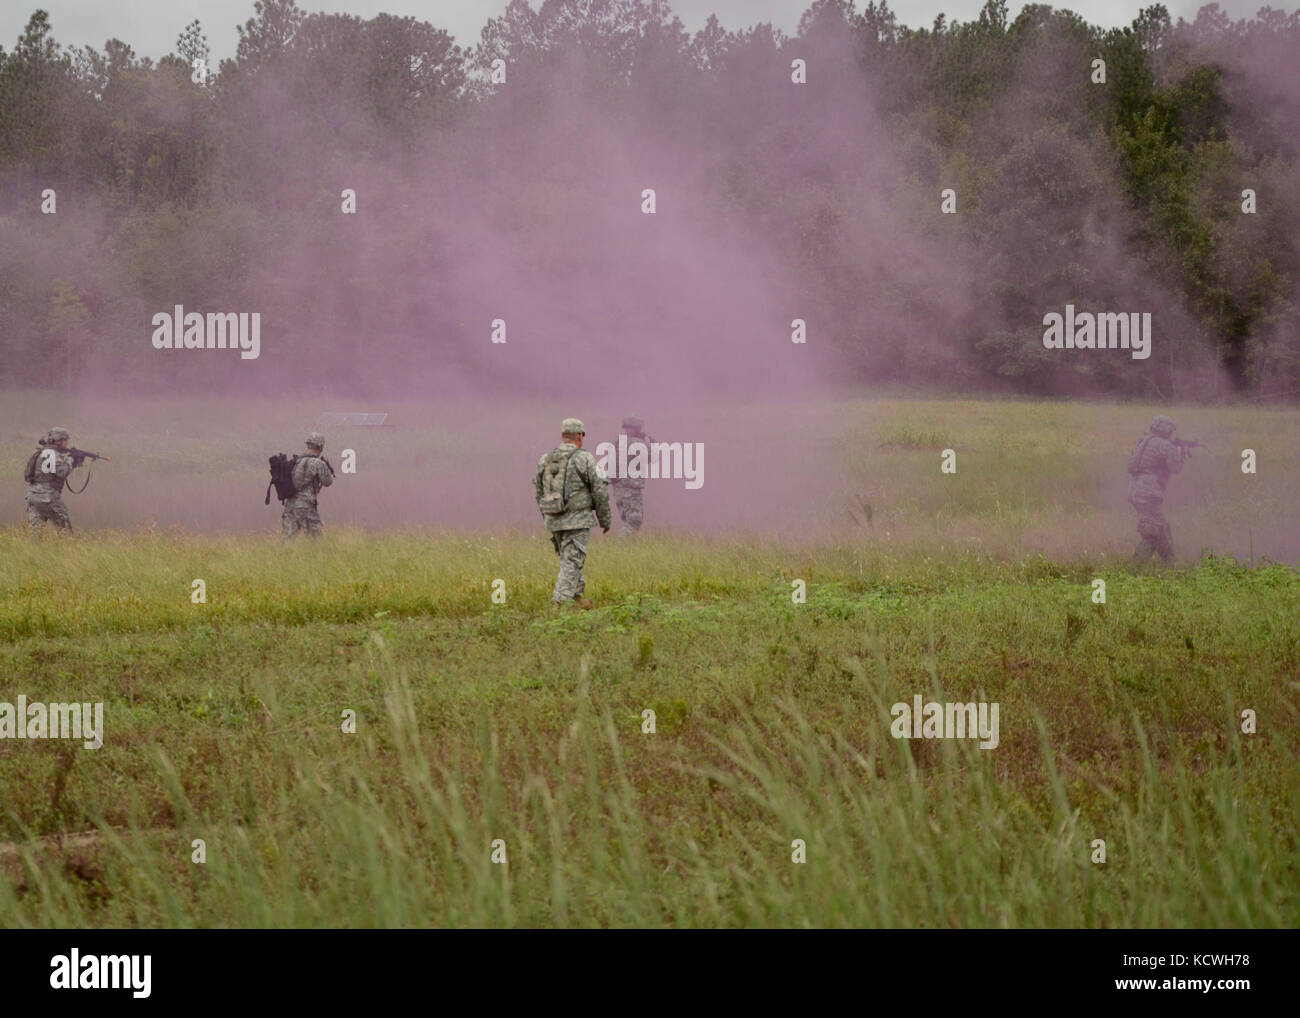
[535,418,611,608]
[24,427,77,533]
[281,432,335,537]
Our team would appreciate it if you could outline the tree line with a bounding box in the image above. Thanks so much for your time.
[0,0,1297,398]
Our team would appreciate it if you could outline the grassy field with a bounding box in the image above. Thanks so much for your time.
[1,396,1298,926]
[2,392,1296,560]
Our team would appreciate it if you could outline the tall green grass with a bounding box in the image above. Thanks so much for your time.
[1,668,1290,927]
[1,531,1296,926]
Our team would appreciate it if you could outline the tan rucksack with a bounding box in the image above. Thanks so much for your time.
[538,447,578,514]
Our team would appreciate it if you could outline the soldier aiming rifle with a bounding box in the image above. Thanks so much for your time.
[23,427,110,533]
[1128,416,1199,565]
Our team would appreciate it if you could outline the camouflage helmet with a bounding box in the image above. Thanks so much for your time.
[305,431,326,450]
[1149,415,1176,438]
[46,427,70,444]
[621,415,644,432]
[560,418,585,436]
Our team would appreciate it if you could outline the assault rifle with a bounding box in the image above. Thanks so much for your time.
[63,447,109,494]
[1172,438,1202,459]
[67,447,110,468]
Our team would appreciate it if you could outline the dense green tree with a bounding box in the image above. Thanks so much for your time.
[0,1,1296,395]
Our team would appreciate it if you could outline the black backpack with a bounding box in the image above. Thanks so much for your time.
[265,453,300,504]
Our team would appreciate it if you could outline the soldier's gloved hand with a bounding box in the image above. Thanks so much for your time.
[602,526,610,534]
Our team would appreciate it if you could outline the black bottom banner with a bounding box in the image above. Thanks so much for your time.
[0,929,1290,1005]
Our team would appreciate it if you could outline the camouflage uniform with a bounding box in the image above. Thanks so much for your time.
[610,415,653,536]
[282,432,334,537]
[535,418,612,604]
[25,428,75,533]
[1128,415,1184,564]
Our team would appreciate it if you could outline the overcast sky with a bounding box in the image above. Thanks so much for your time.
[0,0,1278,62]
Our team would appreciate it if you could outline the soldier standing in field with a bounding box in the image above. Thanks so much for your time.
[282,432,334,538]
[1128,415,1185,564]
[24,427,78,533]
[535,418,611,608]
[610,414,654,536]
